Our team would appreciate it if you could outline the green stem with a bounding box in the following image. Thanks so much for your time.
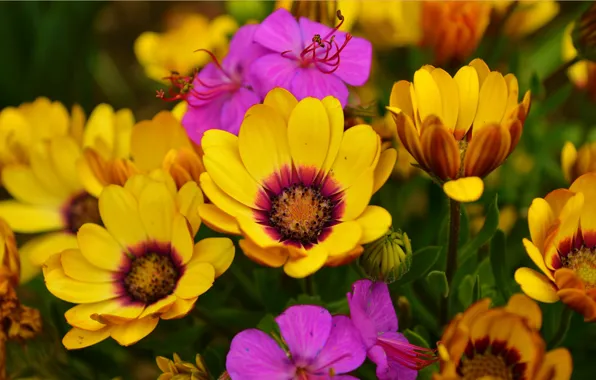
[440,198,461,326]
[230,266,263,307]
[548,307,573,348]
[305,275,316,296]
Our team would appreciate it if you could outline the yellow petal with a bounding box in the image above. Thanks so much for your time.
[239,104,292,186]
[199,173,254,219]
[320,96,345,176]
[65,299,122,331]
[413,69,442,122]
[463,124,510,178]
[283,245,328,278]
[83,104,116,156]
[453,66,479,139]
[287,97,330,177]
[110,317,159,346]
[514,267,559,303]
[198,204,241,235]
[175,181,204,236]
[77,223,127,271]
[50,136,83,192]
[96,302,145,325]
[469,59,490,87]
[355,205,392,244]
[473,72,508,134]
[262,87,298,123]
[0,200,65,233]
[2,165,63,206]
[319,222,362,257]
[61,249,115,282]
[503,74,520,119]
[99,185,147,248]
[522,238,555,282]
[45,266,118,304]
[389,80,415,122]
[138,294,177,319]
[505,293,542,330]
[238,239,288,268]
[550,192,583,265]
[420,122,460,180]
[63,327,111,350]
[20,232,78,268]
[431,68,459,132]
[341,169,374,221]
[191,237,235,278]
[373,148,397,195]
[443,177,484,203]
[138,181,176,242]
[113,108,135,158]
[161,297,197,320]
[174,262,215,298]
[29,143,73,199]
[536,348,573,380]
[76,150,107,198]
[527,199,556,254]
[171,214,194,265]
[236,215,282,248]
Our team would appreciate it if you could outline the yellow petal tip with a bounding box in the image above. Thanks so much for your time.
[443,177,484,203]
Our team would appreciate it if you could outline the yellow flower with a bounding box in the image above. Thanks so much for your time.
[156,353,209,380]
[78,109,204,195]
[467,204,518,236]
[44,171,234,349]
[0,97,84,175]
[561,141,596,183]
[387,59,531,203]
[357,1,421,49]
[0,218,19,289]
[276,0,358,30]
[198,88,395,278]
[515,172,596,322]
[493,0,559,39]
[420,1,491,65]
[563,22,596,101]
[0,103,134,283]
[435,294,572,380]
[134,13,238,82]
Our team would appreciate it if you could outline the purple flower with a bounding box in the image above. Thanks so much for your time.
[250,9,372,107]
[226,305,366,380]
[180,24,268,144]
[347,280,437,380]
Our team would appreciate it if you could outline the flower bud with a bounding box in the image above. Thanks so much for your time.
[359,228,412,284]
[156,353,210,380]
[0,218,19,288]
[572,3,596,62]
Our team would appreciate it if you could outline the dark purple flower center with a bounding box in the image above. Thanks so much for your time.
[457,338,526,380]
[64,192,102,233]
[123,251,180,304]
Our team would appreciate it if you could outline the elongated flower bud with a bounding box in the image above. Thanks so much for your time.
[359,228,412,284]
[573,3,596,61]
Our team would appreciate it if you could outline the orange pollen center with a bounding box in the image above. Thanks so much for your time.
[460,353,513,380]
[124,252,179,304]
[562,247,596,289]
[67,193,101,233]
[269,184,334,245]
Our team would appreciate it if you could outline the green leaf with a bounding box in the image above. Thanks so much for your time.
[395,246,442,285]
[459,195,500,262]
[286,295,325,308]
[403,329,430,348]
[490,229,512,300]
[457,275,477,309]
[256,314,278,335]
[426,271,449,298]
[472,274,481,303]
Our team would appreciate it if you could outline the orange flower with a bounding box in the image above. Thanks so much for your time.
[387,59,531,202]
[435,294,572,380]
[515,172,596,321]
[420,1,491,65]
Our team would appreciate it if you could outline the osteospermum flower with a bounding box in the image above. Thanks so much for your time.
[198,88,395,278]
[44,171,234,349]
[514,172,596,321]
[435,294,572,380]
[357,1,421,49]
[134,13,238,82]
[162,25,269,145]
[420,1,491,65]
[0,103,134,283]
[347,280,436,379]
[388,58,531,203]
[250,8,372,107]
[561,141,596,184]
[226,305,366,379]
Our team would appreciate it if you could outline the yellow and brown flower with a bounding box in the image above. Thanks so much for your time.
[388,58,531,202]
[561,141,596,184]
[515,172,596,321]
[435,294,572,380]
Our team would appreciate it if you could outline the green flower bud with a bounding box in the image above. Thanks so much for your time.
[572,3,596,62]
[225,1,271,24]
[358,228,413,284]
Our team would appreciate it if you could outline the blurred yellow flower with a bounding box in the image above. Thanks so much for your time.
[134,14,238,82]
[493,0,559,39]
[78,109,204,195]
[562,141,596,183]
[276,0,357,30]
[563,22,596,101]
[421,1,491,65]
[0,103,134,283]
[44,172,234,349]
[356,1,421,49]
[467,203,518,236]
[387,59,531,203]
[198,88,394,278]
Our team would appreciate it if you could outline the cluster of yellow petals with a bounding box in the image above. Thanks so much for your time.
[515,173,596,322]
[388,58,531,203]
[435,294,572,380]
[563,21,596,101]
[561,141,596,184]
[134,13,238,82]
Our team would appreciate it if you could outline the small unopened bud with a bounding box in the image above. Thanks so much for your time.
[359,228,413,284]
[572,3,596,61]
[396,296,412,329]
[156,353,210,380]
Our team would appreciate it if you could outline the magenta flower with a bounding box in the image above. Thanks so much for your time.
[250,9,372,107]
[176,24,268,144]
[226,305,366,379]
[347,280,437,380]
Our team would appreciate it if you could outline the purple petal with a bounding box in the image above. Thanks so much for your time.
[309,315,366,375]
[250,53,298,98]
[347,280,398,349]
[187,63,228,107]
[290,68,349,107]
[226,329,295,380]
[298,17,371,86]
[307,376,359,380]
[370,332,419,380]
[224,24,270,78]
[220,88,261,136]
[275,305,332,367]
[181,96,227,145]
[255,9,303,54]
